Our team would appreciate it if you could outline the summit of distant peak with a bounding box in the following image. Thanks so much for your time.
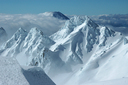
[0,27,5,30]
[0,27,7,35]
[40,11,69,20]
[14,28,27,36]
[18,27,26,32]
[0,27,6,36]
[0,27,7,43]
[52,11,69,20]
[68,16,98,28]
[29,27,43,36]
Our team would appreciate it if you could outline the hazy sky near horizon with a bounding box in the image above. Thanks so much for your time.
[0,0,128,15]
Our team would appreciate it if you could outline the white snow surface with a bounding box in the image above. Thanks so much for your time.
[0,56,55,85]
[82,78,128,85]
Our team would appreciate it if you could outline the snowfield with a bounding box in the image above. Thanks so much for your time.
[0,56,55,85]
[82,78,128,85]
[0,12,128,85]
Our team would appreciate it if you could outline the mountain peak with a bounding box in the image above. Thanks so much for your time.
[18,27,26,32]
[15,27,27,34]
[11,28,27,41]
[29,27,43,36]
[50,15,99,42]
[0,27,4,30]
[52,11,69,20]
[40,11,69,20]
[0,27,7,35]
[0,27,7,44]
[68,16,98,28]
[68,16,88,26]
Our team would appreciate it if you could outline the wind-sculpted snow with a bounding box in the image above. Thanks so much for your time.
[0,56,56,85]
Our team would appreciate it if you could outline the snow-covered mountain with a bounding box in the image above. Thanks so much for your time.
[39,11,69,20]
[0,27,70,77]
[50,16,116,66]
[49,16,128,85]
[0,14,128,85]
[0,27,7,44]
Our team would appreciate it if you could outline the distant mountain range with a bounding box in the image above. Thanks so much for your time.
[0,12,128,85]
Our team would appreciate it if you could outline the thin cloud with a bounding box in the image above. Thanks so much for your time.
[90,14,128,27]
[0,13,66,38]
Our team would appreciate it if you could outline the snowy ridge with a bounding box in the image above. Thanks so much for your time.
[50,16,91,42]
[65,35,128,85]
[0,28,28,57]
[0,56,56,85]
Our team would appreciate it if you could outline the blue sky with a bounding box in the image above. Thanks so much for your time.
[0,0,128,15]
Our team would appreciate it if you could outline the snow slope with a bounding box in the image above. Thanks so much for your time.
[0,56,56,85]
[64,36,128,85]
[82,78,128,85]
